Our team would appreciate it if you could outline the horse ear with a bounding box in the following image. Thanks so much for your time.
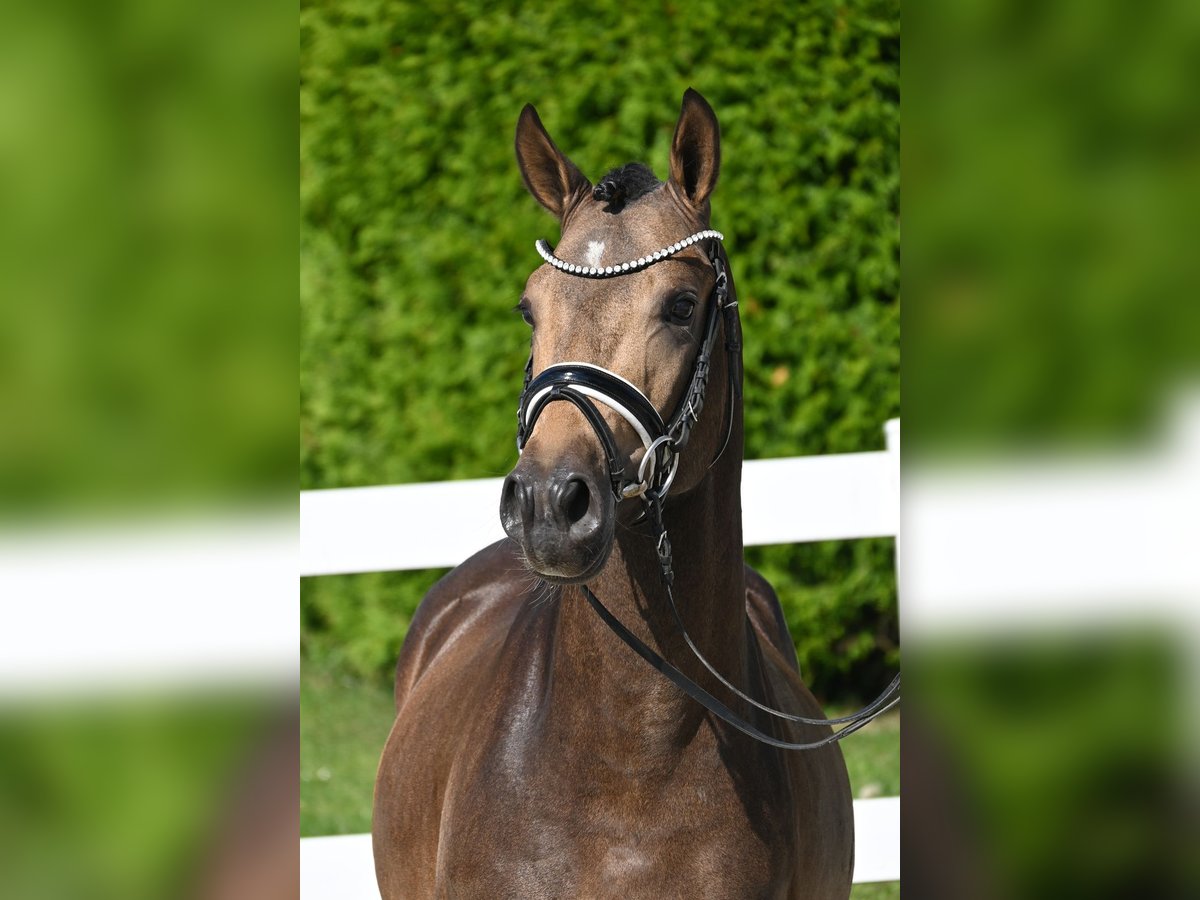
[668,88,720,213]
[515,104,591,219]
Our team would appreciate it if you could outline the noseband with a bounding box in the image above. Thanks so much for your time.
[516,228,899,750]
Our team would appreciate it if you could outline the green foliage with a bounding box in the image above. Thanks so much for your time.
[301,0,899,700]
[301,666,399,836]
[0,0,294,519]
[748,538,898,699]
[0,698,269,898]
[907,0,1200,455]
[912,636,1175,898]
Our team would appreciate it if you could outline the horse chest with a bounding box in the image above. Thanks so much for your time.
[437,735,790,899]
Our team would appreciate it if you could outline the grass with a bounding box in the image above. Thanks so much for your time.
[301,663,898,896]
[835,704,901,900]
[300,666,396,837]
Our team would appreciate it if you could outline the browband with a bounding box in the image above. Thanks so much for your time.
[535,229,724,278]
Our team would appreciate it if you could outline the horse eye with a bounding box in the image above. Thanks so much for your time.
[667,294,696,323]
[515,300,535,327]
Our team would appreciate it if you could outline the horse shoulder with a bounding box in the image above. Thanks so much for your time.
[392,538,530,712]
[375,539,533,898]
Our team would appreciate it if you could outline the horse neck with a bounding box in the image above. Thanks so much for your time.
[551,405,747,760]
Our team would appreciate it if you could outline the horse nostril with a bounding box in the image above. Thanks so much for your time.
[501,473,532,527]
[560,477,591,527]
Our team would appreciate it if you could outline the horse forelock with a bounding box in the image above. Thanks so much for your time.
[592,162,661,212]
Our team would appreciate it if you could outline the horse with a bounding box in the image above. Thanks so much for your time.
[373,89,855,899]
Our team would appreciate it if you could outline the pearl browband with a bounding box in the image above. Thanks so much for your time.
[535,229,724,278]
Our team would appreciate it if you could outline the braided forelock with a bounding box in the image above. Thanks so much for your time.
[591,163,661,208]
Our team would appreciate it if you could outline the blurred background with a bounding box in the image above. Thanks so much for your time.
[4,0,1195,895]
[905,0,1199,897]
[299,3,899,895]
[0,0,295,897]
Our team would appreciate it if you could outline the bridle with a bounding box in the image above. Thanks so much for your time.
[518,229,738,502]
[516,228,900,750]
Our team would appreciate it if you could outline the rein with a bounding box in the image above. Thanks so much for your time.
[517,229,899,749]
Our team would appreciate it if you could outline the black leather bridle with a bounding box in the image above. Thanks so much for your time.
[518,240,739,501]
[517,230,899,749]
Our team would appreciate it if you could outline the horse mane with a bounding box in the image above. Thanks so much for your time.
[592,163,661,212]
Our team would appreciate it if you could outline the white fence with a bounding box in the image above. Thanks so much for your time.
[299,420,901,894]
[301,421,900,577]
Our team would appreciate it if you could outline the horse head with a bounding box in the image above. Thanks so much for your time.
[500,89,740,583]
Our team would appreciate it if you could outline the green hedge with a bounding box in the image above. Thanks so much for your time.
[300,0,899,701]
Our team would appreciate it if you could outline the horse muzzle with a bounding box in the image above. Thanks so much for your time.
[500,460,614,582]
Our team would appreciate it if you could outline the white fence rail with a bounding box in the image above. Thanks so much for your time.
[299,420,901,893]
[0,516,297,695]
[301,420,899,577]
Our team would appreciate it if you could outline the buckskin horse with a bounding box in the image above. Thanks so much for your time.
[374,90,890,898]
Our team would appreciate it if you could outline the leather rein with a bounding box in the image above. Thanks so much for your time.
[517,231,900,750]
